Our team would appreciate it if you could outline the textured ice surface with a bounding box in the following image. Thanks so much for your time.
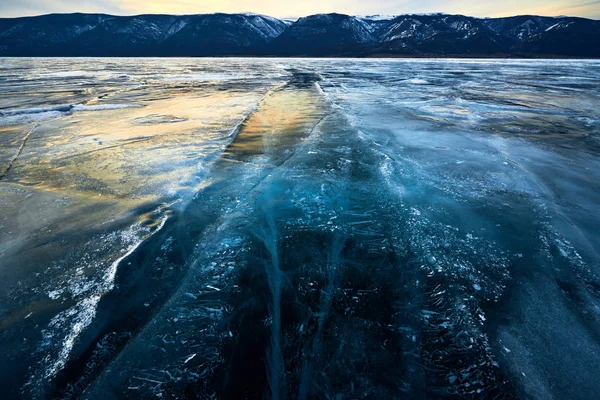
[0,58,599,399]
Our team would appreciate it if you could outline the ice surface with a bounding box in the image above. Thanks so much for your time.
[0,104,143,126]
[0,58,599,399]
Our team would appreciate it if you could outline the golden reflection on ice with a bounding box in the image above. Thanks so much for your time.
[4,90,264,202]
[223,86,326,165]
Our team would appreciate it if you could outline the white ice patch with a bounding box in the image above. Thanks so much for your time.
[0,103,142,126]
[133,114,187,125]
[0,110,64,126]
[48,289,63,300]
[406,78,429,85]
[0,104,74,115]
[161,73,242,82]
[42,294,101,378]
[39,70,118,79]
[31,214,168,383]
[72,104,142,112]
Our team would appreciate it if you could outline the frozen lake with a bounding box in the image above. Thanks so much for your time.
[1,58,599,399]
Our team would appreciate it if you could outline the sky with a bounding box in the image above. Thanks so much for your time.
[1,0,599,19]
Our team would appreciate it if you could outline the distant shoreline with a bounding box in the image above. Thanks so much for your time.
[1,55,598,59]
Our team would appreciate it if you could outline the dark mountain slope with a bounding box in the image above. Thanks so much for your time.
[0,13,112,56]
[0,13,288,56]
[483,15,564,40]
[67,15,182,56]
[369,14,511,55]
[267,13,375,56]
[158,13,287,56]
[0,12,597,57]
[516,18,600,57]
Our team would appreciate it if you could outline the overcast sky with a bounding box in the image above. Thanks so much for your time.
[2,0,599,19]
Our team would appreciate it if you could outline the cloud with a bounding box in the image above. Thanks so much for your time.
[0,0,124,17]
[551,0,600,18]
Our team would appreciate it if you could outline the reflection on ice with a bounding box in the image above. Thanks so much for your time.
[0,58,599,399]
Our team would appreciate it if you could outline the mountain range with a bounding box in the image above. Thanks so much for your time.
[0,12,598,57]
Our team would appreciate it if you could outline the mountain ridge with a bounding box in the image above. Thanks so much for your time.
[0,12,598,57]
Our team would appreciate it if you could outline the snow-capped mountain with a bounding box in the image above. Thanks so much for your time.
[0,13,288,56]
[0,12,597,57]
[370,14,511,55]
[269,13,376,56]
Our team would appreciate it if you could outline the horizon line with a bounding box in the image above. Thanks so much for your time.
[1,11,598,21]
